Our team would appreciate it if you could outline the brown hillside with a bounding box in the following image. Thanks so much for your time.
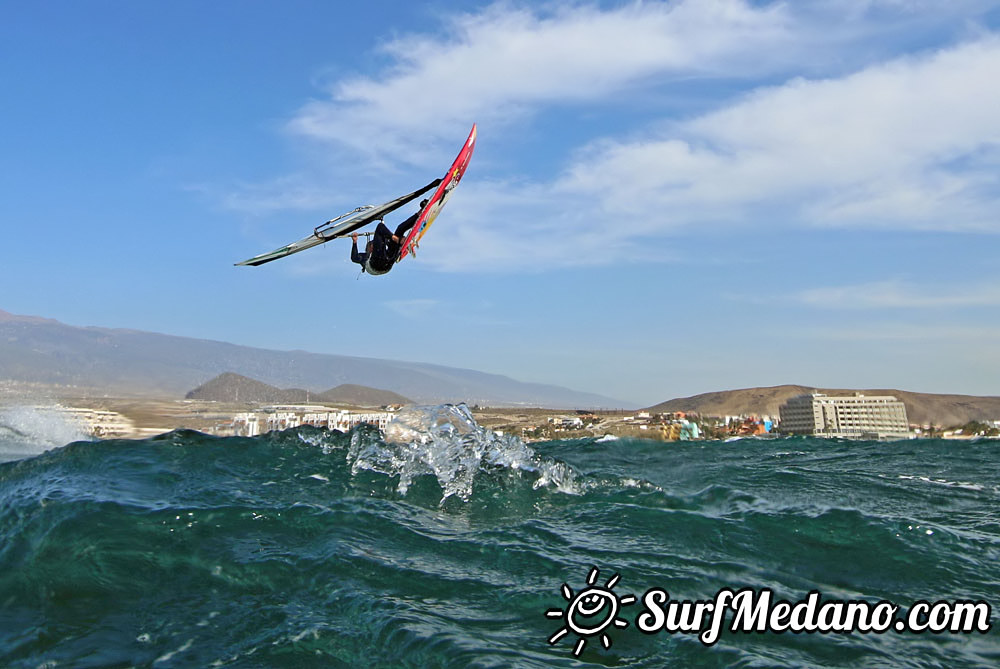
[185,373,310,404]
[646,385,1000,427]
[317,384,411,407]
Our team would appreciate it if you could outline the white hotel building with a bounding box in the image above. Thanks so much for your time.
[779,393,911,440]
[230,406,395,437]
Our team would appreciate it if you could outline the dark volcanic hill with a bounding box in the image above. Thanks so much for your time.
[185,374,411,407]
[647,385,1000,427]
[318,384,410,407]
[185,373,310,404]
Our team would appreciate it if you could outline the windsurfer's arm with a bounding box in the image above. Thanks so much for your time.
[350,232,365,265]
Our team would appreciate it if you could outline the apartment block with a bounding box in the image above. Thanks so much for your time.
[779,393,911,439]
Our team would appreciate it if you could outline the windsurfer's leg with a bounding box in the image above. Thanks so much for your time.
[393,216,418,239]
[386,218,413,261]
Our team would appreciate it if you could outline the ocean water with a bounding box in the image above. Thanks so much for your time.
[0,404,997,667]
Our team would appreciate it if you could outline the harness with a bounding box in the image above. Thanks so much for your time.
[363,257,391,275]
[362,227,398,275]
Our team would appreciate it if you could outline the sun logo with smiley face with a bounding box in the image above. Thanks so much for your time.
[545,566,636,657]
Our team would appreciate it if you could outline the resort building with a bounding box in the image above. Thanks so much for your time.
[779,393,911,440]
[229,406,395,437]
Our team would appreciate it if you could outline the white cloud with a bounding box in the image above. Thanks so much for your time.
[423,34,1000,271]
[561,37,1000,234]
[383,298,439,318]
[793,323,1000,342]
[288,0,800,162]
[791,280,1000,309]
[285,0,1000,162]
[222,174,343,214]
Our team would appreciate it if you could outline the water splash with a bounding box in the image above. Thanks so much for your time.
[344,403,577,501]
[0,405,91,460]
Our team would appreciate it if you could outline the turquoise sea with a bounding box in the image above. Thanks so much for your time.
[1,404,997,667]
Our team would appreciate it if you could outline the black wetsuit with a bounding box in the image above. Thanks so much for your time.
[351,212,420,275]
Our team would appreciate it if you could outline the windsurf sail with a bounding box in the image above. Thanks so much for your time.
[398,124,477,261]
[235,178,441,267]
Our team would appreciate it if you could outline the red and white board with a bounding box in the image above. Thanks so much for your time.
[398,124,477,261]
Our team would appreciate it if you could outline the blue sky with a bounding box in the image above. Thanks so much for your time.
[2,0,999,406]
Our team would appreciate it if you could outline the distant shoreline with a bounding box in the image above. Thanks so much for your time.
[2,388,998,443]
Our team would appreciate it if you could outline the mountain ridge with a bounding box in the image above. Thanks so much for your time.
[0,309,627,408]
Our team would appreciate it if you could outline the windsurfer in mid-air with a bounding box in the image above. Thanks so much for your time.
[236,124,473,272]
[351,198,430,275]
